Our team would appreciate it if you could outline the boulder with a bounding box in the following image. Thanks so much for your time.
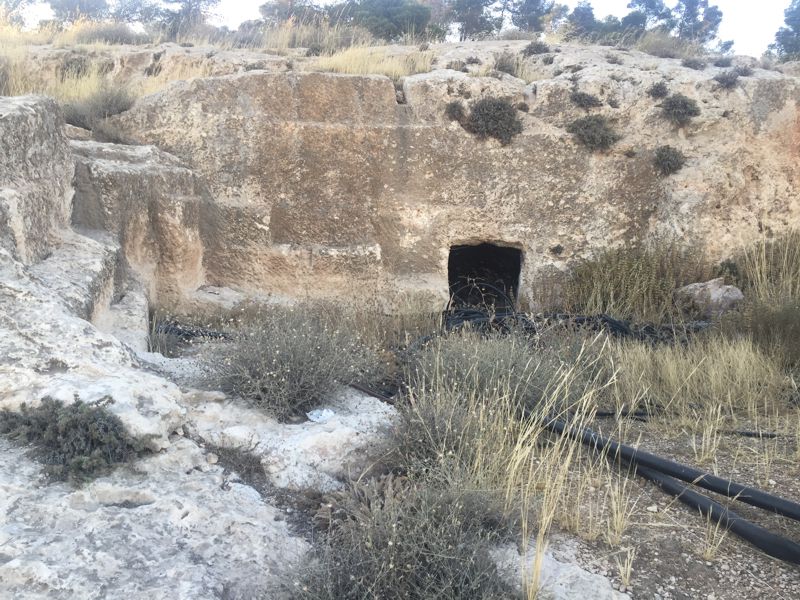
[676,277,744,319]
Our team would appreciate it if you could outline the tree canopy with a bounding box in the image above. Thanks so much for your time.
[772,0,800,60]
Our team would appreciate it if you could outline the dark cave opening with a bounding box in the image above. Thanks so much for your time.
[447,243,522,310]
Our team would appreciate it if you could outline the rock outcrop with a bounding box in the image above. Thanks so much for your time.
[104,43,800,308]
[0,97,73,265]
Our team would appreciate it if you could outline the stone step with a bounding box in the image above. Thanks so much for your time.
[94,276,150,354]
[27,228,119,322]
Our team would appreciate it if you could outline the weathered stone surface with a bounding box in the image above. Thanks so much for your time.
[27,229,119,321]
[0,247,184,447]
[493,535,629,599]
[676,277,745,319]
[106,45,800,309]
[70,141,207,306]
[183,387,397,491]
[0,96,73,265]
[0,437,308,600]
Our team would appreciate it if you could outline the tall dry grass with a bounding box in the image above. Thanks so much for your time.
[312,46,434,79]
[561,239,711,323]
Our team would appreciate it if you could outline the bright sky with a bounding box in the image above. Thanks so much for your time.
[24,0,790,58]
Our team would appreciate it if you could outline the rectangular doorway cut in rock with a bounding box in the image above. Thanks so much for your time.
[448,243,522,310]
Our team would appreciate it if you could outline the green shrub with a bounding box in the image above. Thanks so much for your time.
[542,54,555,65]
[660,93,701,126]
[606,53,623,65]
[681,57,707,70]
[522,40,550,56]
[464,97,523,145]
[647,81,669,99]
[202,303,385,421]
[445,99,466,122]
[570,90,603,109]
[465,56,482,65]
[567,115,621,151]
[562,240,711,323]
[653,145,687,175]
[713,56,733,67]
[0,397,147,482]
[292,477,516,600]
[63,86,136,130]
[713,70,740,89]
[734,65,754,77]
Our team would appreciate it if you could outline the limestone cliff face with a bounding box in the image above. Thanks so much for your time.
[104,43,800,307]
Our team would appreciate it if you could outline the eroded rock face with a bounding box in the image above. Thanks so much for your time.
[70,141,207,306]
[0,96,73,265]
[0,246,184,447]
[0,438,308,599]
[105,46,800,308]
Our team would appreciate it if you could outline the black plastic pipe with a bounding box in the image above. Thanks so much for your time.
[631,462,800,565]
[546,418,800,523]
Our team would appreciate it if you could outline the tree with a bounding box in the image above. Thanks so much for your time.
[47,0,109,21]
[348,0,431,39]
[112,0,163,24]
[451,0,496,40]
[566,1,596,37]
[159,0,221,39]
[772,0,800,61]
[0,0,33,25]
[511,0,554,32]
[259,0,321,25]
[627,0,672,26]
[672,0,722,44]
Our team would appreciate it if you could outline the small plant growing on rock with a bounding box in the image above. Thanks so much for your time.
[713,70,740,89]
[606,53,623,65]
[660,93,701,126]
[464,97,523,145]
[465,56,482,65]
[681,57,707,70]
[647,81,669,99]
[570,90,603,109]
[0,397,147,482]
[542,54,555,65]
[444,100,466,123]
[734,65,754,77]
[654,145,687,175]
[567,115,621,151]
[523,40,550,56]
[713,56,733,68]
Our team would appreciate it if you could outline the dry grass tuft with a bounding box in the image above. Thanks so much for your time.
[561,239,711,323]
[312,46,433,79]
